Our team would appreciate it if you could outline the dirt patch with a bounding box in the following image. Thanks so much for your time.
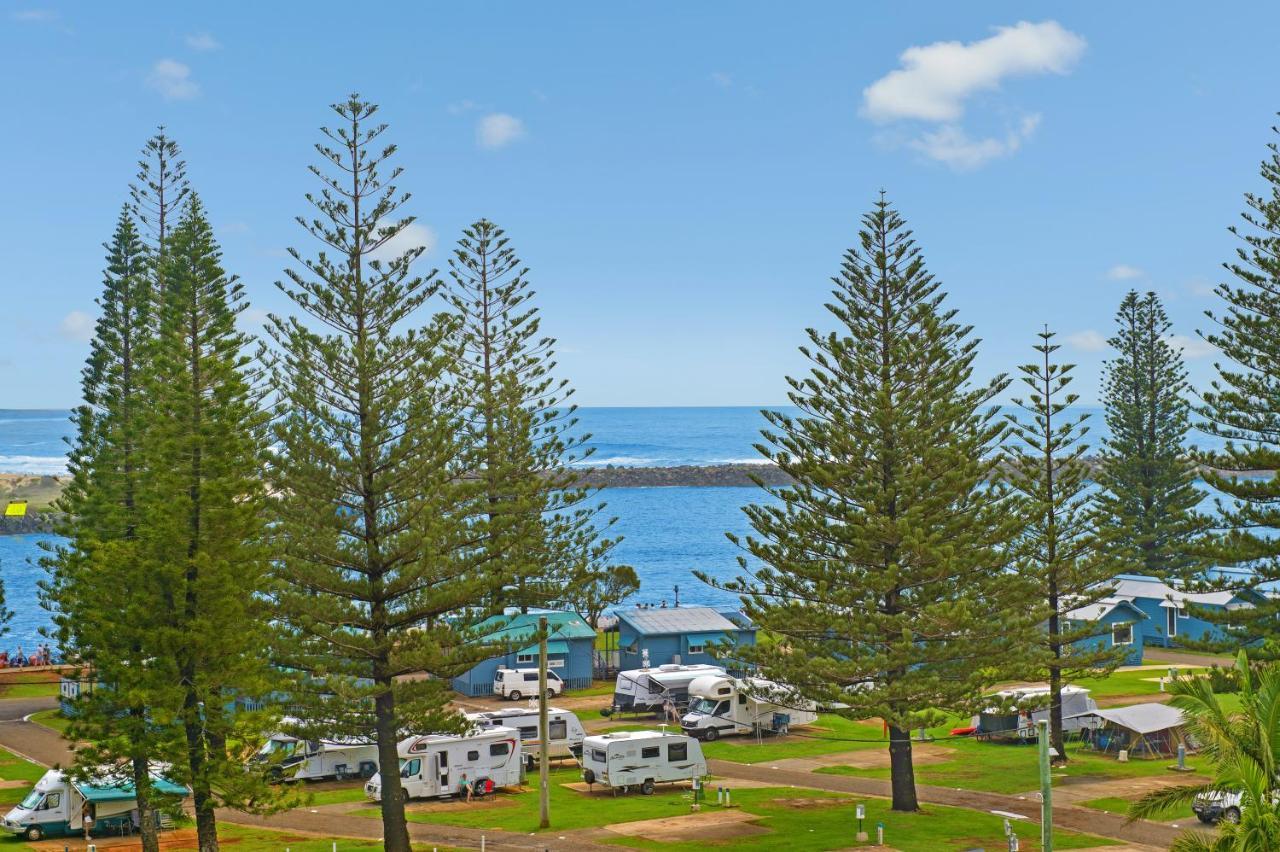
[29,829,233,850]
[405,792,521,814]
[767,743,955,773]
[769,796,854,809]
[604,808,768,842]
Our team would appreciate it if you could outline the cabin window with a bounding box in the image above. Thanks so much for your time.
[1112,623,1133,645]
[591,749,607,763]
[42,792,60,810]
[668,742,688,761]
[516,653,535,665]
[519,726,537,740]
[490,743,510,757]
[467,750,479,761]
[548,658,565,669]
[549,720,568,740]
[687,644,705,655]
[641,746,660,758]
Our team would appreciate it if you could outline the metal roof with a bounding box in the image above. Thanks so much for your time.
[473,610,596,642]
[1064,596,1147,623]
[618,606,741,635]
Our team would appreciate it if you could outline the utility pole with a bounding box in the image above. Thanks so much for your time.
[1038,718,1052,852]
[538,615,550,829]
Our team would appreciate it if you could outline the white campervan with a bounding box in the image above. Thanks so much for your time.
[603,664,726,716]
[2,769,187,842]
[364,726,523,802]
[680,675,819,741]
[493,667,565,701]
[467,707,586,769]
[580,730,706,795]
[253,723,380,782]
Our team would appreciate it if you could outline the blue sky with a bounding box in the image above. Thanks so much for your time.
[2,2,1277,408]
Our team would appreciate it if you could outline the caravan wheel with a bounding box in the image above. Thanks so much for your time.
[23,827,43,842]
[1223,807,1241,824]
[640,779,656,796]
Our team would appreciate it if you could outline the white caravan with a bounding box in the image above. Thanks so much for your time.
[253,722,380,781]
[467,707,586,768]
[364,726,523,802]
[2,768,187,842]
[580,730,707,794]
[493,667,565,700]
[603,663,726,716]
[680,674,819,741]
[974,685,1100,740]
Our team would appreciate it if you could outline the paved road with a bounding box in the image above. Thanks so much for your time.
[0,696,70,768]
[709,758,1191,850]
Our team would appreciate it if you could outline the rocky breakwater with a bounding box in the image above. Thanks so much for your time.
[572,463,793,488]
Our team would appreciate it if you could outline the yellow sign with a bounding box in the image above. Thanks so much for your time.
[4,501,28,517]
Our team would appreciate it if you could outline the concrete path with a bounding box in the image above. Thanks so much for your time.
[708,758,1192,850]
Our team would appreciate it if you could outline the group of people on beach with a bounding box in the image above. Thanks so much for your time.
[0,644,54,667]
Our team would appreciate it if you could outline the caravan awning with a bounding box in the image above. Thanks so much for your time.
[516,640,569,657]
[1067,702,1186,735]
[76,776,188,803]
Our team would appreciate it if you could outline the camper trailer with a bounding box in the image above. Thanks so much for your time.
[680,674,819,741]
[2,769,187,842]
[253,722,380,781]
[364,726,523,802]
[974,685,1100,741]
[467,707,586,769]
[580,730,707,795]
[602,663,726,717]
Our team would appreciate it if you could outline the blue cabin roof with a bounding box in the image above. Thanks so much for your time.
[472,611,595,649]
[616,606,751,636]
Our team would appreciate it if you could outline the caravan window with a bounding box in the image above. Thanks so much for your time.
[549,720,568,741]
[668,742,688,761]
[39,792,60,810]
[641,746,660,758]
[591,748,608,763]
[490,742,510,757]
[519,726,537,740]
[438,751,448,768]
[467,750,479,761]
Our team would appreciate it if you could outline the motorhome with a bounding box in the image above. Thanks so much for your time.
[253,721,380,781]
[974,685,1100,741]
[467,707,586,769]
[680,674,819,741]
[602,663,726,717]
[580,730,707,795]
[364,726,523,802]
[493,667,565,700]
[2,769,187,842]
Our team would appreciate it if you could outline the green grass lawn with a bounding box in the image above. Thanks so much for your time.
[1072,665,1204,700]
[352,769,1112,850]
[26,708,70,735]
[4,824,461,851]
[700,714,885,764]
[818,736,1196,795]
[0,746,46,811]
[1081,795,1185,820]
[304,784,373,807]
[0,680,60,700]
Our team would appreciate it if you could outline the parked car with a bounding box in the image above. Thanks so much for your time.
[493,667,564,701]
[1193,790,1243,824]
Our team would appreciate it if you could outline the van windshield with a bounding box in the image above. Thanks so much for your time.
[19,790,42,810]
[688,697,719,715]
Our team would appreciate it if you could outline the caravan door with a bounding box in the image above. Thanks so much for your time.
[433,752,449,796]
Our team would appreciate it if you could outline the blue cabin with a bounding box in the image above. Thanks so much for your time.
[614,605,756,670]
[1063,597,1147,667]
[1111,575,1261,650]
[451,610,596,697]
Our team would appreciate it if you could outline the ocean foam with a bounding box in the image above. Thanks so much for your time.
[0,455,69,475]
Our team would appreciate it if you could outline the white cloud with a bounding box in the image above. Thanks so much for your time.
[368,221,436,266]
[147,59,199,100]
[59,311,95,343]
[710,71,733,88]
[1165,333,1216,359]
[240,307,270,327]
[1187,277,1215,297]
[862,21,1086,123]
[476,113,526,150]
[1107,264,1145,281]
[11,8,56,22]
[1066,330,1107,352]
[185,32,221,51]
[910,114,1040,170]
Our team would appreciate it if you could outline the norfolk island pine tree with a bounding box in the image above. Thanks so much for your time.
[442,219,632,621]
[1182,123,1280,654]
[702,195,1023,812]
[266,96,501,852]
[139,195,287,852]
[1003,327,1127,762]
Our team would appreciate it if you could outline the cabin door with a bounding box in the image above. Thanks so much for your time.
[1167,607,1177,638]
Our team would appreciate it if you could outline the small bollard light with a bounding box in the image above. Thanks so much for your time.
[1008,833,1020,851]
[1178,743,1187,770]
[724,788,731,806]
[1159,676,1165,692]
[876,821,885,846]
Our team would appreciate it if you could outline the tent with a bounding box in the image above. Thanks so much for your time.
[1070,702,1191,759]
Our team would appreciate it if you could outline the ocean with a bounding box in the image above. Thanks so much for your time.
[0,405,1236,651]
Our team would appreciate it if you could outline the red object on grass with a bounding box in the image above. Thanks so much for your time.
[950,725,977,737]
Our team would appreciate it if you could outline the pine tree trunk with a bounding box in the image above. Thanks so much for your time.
[182,688,219,852]
[376,688,411,852]
[1048,660,1066,764]
[887,725,918,811]
[131,753,160,852]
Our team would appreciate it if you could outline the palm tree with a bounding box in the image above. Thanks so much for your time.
[1129,651,1280,850]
